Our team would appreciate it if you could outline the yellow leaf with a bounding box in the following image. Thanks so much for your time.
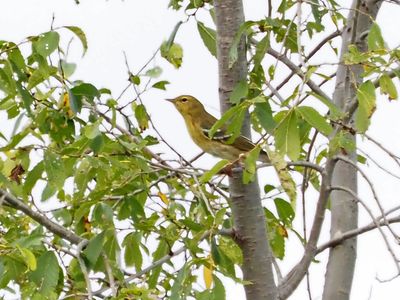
[18,246,37,271]
[203,255,214,289]
[158,191,169,205]
[83,215,91,233]
[267,149,297,208]
[277,224,288,238]
[59,93,74,118]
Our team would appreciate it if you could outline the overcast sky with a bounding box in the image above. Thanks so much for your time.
[1,1,400,299]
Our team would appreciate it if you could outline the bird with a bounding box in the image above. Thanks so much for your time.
[165,95,269,162]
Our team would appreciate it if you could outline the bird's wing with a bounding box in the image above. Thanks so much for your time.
[201,127,233,141]
[199,116,233,142]
[200,116,255,151]
[231,135,257,152]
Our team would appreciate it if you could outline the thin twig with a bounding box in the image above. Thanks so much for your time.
[330,185,400,280]
[336,155,400,242]
[102,252,117,297]
[76,240,92,300]
[317,214,400,254]
[266,48,333,103]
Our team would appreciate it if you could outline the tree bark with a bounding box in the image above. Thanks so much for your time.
[214,1,277,299]
[322,1,383,299]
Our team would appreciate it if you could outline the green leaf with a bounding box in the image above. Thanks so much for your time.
[209,104,243,138]
[41,182,57,202]
[59,59,77,78]
[243,145,261,184]
[224,108,246,144]
[379,74,398,100]
[27,69,48,90]
[84,121,101,139]
[355,80,376,133]
[0,130,28,151]
[212,275,226,299]
[18,246,37,271]
[274,198,295,225]
[89,134,104,154]
[93,203,114,225]
[32,31,60,57]
[148,240,168,288]
[134,104,149,131]
[211,238,235,277]
[83,231,106,267]
[228,21,256,68]
[270,226,285,259]
[67,87,81,114]
[145,66,162,78]
[16,83,34,115]
[309,91,342,120]
[23,161,44,194]
[44,151,65,189]
[296,106,332,136]
[367,23,385,51]
[0,68,15,95]
[8,45,26,75]
[168,0,183,9]
[254,34,270,67]
[264,184,275,195]
[161,42,183,68]
[170,266,189,300]
[197,22,217,58]
[129,74,140,85]
[123,232,143,270]
[103,230,120,261]
[29,251,59,295]
[63,26,88,55]
[152,80,170,90]
[70,83,100,102]
[268,150,297,207]
[275,110,300,160]
[229,80,248,104]
[200,159,230,183]
[310,0,323,24]
[254,101,275,133]
[329,131,356,156]
[218,236,242,265]
[164,21,183,48]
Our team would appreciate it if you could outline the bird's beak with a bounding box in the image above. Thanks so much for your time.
[165,98,175,103]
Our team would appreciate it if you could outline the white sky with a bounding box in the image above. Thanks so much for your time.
[1,0,400,299]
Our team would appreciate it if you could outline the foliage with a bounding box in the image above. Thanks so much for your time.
[0,1,399,299]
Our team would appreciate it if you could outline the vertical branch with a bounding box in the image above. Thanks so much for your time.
[214,1,277,299]
[322,1,383,300]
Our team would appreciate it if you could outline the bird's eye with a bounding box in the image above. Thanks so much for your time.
[181,97,188,103]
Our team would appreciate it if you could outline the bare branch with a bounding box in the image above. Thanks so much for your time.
[330,185,400,279]
[258,160,324,173]
[364,133,400,168]
[358,148,400,180]
[317,214,400,254]
[336,155,400,242]
[267,30,341,99]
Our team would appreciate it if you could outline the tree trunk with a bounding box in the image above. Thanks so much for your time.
[322,1,383,299]
[214,1,277,299]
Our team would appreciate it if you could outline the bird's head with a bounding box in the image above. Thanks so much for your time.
[165,95,205,117]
